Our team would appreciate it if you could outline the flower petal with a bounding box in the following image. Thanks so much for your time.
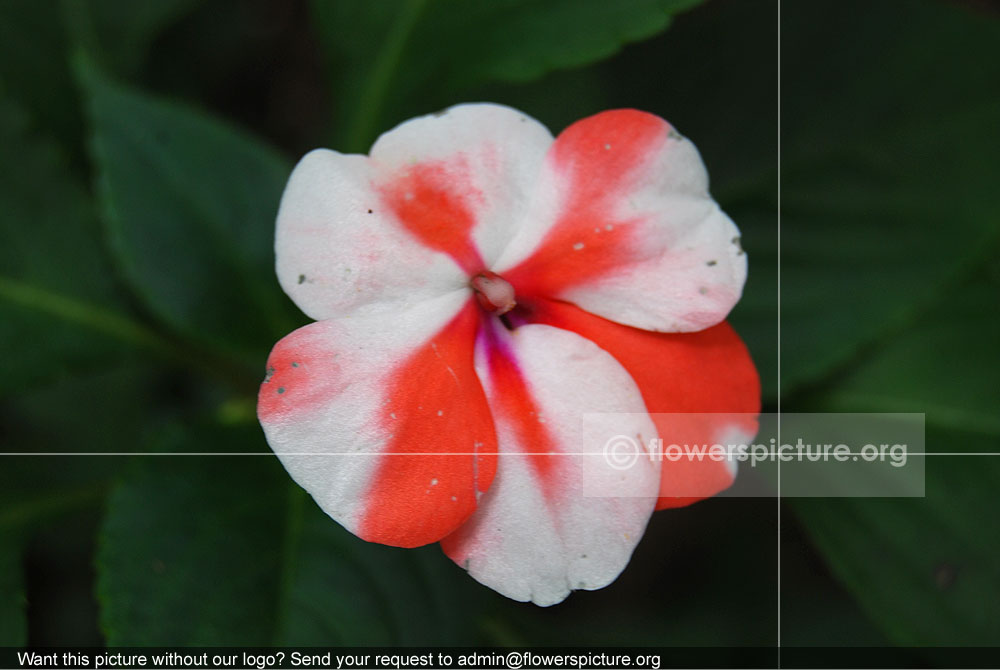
[275,150,467,320]
[495,109,745,332]
[370,103,554,273]
[441,322,659,606]
[258,291,498,547]
[521,298,760,508]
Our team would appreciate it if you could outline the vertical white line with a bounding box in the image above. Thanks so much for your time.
[776,0,783,659]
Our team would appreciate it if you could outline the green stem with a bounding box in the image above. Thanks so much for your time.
[0,276,260,392]
[0,276,179,358]
[339,0,428,153]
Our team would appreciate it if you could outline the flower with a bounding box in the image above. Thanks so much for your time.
[257,104,760,606]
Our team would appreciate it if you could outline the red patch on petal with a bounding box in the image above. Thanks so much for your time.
[650,413,746,509]
[257,324,345,424]
[505,110,669,297]
[523,298,760,509]
[483,328,558,489]
[359,302,498,548]
[378,160,485,275]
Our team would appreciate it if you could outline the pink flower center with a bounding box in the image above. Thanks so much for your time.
[470,271,516,315]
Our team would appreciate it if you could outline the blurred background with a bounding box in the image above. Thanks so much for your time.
[1,0,998,657]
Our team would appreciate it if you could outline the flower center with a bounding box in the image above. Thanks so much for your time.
[470,271,516,316]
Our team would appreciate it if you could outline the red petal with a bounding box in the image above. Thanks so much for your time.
[360,301,498,546]
[522,298,760,509]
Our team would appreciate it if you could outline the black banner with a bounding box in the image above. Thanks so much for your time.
[3,647,1000,670]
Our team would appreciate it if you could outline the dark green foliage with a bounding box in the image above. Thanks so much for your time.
[80,62,299,360]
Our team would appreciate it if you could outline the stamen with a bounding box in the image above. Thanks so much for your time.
[471,271,516,316]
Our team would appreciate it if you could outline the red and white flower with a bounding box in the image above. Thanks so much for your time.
[258,104,760,606]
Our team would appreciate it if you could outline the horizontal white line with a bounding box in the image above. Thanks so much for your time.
[0,452,997,457]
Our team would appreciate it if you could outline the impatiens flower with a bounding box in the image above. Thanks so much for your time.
[258,104,760,606]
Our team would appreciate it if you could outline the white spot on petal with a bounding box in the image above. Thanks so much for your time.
[573,242,585,251]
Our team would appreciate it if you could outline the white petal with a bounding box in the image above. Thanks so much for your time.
[275,150,466,320]
[369,103,553,269]
[441,323,660,606]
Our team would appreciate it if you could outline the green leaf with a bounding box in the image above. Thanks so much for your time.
[792,270,1000,644]
[0,532,27,645]
[311,0,704,151]
[792,448,1000,645]
[0,0,202,161]
[78,61,299,360]
[0,365,161,569]
[813,270,1000,437]
[97,426,284,645]
[98,423,486,645]
[275,489,485,645]
[742,0,1000,397]
[0,99,145,393]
